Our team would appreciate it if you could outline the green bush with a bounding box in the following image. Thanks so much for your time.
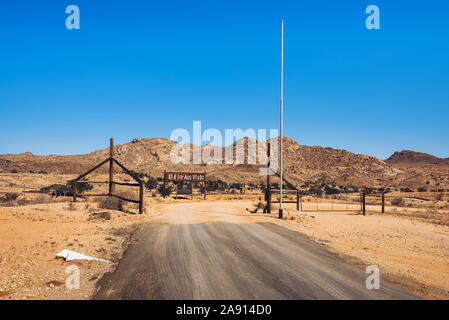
[324,185,340,195]
[1,193,20,202]
[145,177,158,191]
[40,181,92,196]
[206,180,228,191]
[128,170,148,179]
[230,183,243,190]
[158,185,173,198]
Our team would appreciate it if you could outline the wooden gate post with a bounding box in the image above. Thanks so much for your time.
[109,138,114,195]
[296,190,299,211]
[73,180,77,202]
[362,192,366,215]
[139,181,144,214]
[381,192,385,213]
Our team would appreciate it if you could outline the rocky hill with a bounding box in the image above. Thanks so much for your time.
[385,150,449,166]
[384,150,449,190]
[0,137,447,189]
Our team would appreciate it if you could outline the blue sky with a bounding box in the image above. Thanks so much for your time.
[1,0,448,159]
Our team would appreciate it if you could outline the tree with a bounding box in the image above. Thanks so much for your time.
[40,182,92,196]
[230,183,243,190]
[128,170,147,179]
[158,185,173,198]
[1,193,19,202]
[324,185,340,195]
[145,177,158,191]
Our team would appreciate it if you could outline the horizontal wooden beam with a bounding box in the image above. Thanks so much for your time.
[112,181,140,187]
[78,180,108,184]
[79,193,109,197]
[110,193,140,204]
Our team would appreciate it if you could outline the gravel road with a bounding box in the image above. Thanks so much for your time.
[94,202,419,300]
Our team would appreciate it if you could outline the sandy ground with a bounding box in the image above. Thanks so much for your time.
[0,201,158,300]
[1,196,449,300]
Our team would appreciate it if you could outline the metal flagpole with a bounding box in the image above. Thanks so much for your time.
[279,20,284,220]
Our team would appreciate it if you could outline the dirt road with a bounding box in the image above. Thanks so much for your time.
[94,202,418,300]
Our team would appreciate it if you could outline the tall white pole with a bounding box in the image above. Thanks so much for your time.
[279,20,284,219]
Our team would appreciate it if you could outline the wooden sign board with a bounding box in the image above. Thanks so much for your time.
[164,172,206,182]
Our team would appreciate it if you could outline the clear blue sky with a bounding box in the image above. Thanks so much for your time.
[1,0,448,159]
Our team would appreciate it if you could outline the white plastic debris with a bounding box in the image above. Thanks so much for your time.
[56,249,111,263]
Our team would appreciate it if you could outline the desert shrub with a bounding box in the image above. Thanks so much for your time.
[158,185,173,198]
[391,198,403,206]
[308,186,322,196]
[89,211,111,220]
[324,185,340,195]
[206,180,227,192]
[418,188,427,192]
[98,196,123,211]
[41,182,92,196]
[145,177,158,191]
[128,170,148,179]
[74,181,93,194]
[15,195,54,206]
[230,183,243,190]
[1,193,20,202]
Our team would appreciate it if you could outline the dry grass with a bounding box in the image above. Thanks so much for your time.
[98,196,123,211]
[0,194,64,207]
[88,211,112,221]
[385,208,449,226]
